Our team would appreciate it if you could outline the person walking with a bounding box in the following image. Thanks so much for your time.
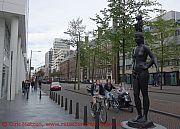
[22,81,25,95]
[38,80,42,89]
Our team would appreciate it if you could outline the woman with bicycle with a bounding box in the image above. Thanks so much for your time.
[104,79,116,100]
[90,79,105,116]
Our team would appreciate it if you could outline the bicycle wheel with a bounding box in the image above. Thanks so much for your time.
[91,103,97,118]
[112,99,120,113]
[99,106,107,123]
[104,98,110,110]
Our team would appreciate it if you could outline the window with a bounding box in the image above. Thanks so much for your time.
[126,65,132,70]
[1,65,9,98]
[4,23,10,59]
[175,29,180,36]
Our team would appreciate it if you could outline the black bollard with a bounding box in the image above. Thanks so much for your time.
[75,102,79,119]
[52,92,55,101]
[69,100,72,114]
[26,90,29,99]
[65,98,68,110]
[55,93,58,103]
[112,117,116,129]
[53,92,55,101]
[58,95,60,105]
[39,90,41,99]
[95,111,99,129]
[61,96,64,107]
[83,106,87,126]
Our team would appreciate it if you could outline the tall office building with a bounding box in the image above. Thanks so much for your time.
[0,0,28,100]
[52,38,70,72]
[45,48,53,76]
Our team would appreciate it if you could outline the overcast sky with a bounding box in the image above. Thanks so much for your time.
[28,0,180,69]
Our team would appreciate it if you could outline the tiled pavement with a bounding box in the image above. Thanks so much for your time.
[0,88,93,129]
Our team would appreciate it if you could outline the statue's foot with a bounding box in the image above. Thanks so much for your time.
[137,115,147,123]
[132,115,142,122]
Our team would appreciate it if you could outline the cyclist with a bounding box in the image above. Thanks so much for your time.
[104,79,116,100]
[90,79,105,116]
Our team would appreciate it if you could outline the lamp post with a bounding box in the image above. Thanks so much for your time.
[29,50,41,80]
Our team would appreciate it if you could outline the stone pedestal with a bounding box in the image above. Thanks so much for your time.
[121,121,167,129]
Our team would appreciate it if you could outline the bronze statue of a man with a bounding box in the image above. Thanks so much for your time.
[132,15,159,123]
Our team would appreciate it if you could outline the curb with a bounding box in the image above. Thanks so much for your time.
[64,88,180,120]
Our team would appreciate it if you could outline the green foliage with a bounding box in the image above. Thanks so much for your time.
[147,15,180,62]
[36,69,45,77]
[91,0,163,54]
[49,71,62,77]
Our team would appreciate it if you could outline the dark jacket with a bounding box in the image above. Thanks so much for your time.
[104,83,116,92]
[91,84,105,96]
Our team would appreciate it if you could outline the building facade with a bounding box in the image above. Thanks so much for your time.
[45,48,53,77]
[52,38,70,72]
[59,51,76,81]
[0,0,28,100]
[124,11,180,86]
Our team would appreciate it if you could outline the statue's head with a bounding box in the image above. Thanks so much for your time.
[135,32,144,45]
[136,15,142,21]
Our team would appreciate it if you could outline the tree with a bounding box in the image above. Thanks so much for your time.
[65,17,86,90]
[146,14,180,89]
[91,0,163,83]
[36,69,45,78]
[49,71,62,78]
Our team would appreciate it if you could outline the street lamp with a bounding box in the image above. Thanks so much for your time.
[29,50,41,80]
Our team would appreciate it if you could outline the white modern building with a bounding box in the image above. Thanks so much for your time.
[52,38,70,72]
[45,48,53,77]
[0,0,28,100]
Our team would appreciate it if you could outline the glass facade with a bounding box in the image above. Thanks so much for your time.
[125,72,179,86]
[1,65,9,98]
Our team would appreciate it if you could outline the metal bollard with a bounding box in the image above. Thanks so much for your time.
[58,95,60,105]
[39,89,41,99]
[112,117,116,129]
[55,93,58,103]
[61,96,64,107]
[83,106,87,126]
[65,98,68,110]
[75,102,79,119]
[69,100,72,114]
[95,111,99,129]
[26,90,29,99]
[54,92,56,101]
[53,92,55,101]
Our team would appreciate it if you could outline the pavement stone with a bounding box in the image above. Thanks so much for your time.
[0,88,93,129]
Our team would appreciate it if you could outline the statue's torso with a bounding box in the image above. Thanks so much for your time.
[132,45,148,72]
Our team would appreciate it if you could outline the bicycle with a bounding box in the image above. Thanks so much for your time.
[90,95,107,123]
[104,90,119,112]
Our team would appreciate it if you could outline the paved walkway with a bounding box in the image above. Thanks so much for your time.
[0,88,93,129]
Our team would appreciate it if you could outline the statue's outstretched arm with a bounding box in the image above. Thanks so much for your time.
[144,45,159,72]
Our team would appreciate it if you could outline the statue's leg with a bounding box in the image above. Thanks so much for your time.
[139,70,149,121]
[133,77,142,120]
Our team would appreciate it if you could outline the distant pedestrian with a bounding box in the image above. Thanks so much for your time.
[31,80,35,89]
[38,80,42,89]
[25,80,30,99]
[22,81,25,95]
[153,74,160,87]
